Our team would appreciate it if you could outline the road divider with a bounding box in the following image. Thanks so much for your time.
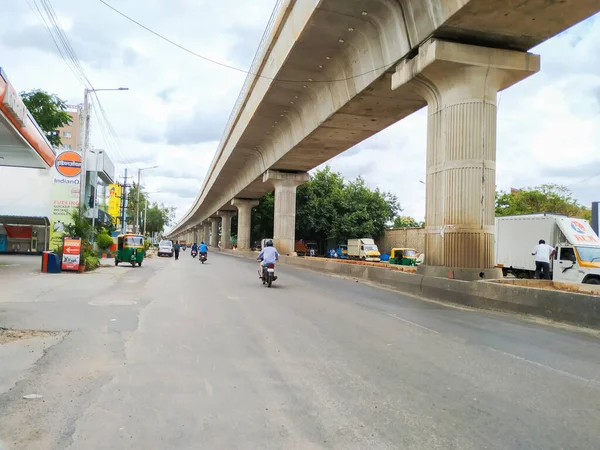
[216,248,600,329]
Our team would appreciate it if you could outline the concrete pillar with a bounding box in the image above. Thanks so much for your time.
[392,39,539,280]
[232,198,259,250]
[203,222,210,245]
[218,211,236,249]
[209,218,219,247]
[263,170,309,255]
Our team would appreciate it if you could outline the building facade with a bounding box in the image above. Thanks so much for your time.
[58,108,82,151]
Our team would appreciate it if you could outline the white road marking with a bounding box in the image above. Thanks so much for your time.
[385,313,438,334]
[487,347,600,386]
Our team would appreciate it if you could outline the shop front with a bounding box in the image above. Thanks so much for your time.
[0,216,49,254]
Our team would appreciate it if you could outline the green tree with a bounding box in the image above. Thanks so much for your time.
[250,168,400,246]
[250,192,274,244]
[143,202,176,235]
[64,209,92,240]
[127,183,147,225]
[21,89,72,147]
[335,176,400,239]
[296,166,345,240]
[393,216,423,228]
[496,184,591,220]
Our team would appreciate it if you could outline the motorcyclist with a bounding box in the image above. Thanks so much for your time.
[191,242,198,254]
[199,241,208,260]
[257,240,279,278]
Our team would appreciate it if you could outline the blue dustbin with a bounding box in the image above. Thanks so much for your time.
[42,251,61,273]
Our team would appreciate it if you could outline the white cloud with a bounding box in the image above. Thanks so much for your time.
[1,2,599,225]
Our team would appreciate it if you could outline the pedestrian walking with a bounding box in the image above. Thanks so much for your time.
[173,241,181,260]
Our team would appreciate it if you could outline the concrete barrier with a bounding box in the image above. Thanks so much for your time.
[215,248,600,329]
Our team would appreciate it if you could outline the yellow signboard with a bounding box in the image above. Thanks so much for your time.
[108,184,122,225]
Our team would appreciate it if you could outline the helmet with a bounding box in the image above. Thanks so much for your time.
[266,240,273,247]
[201,241,205,245]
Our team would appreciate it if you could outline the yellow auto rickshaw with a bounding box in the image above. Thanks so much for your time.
[115,234,145,267]
[390,248,417,266]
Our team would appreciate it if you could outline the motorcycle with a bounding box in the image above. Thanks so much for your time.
[260,262,277,287]
[191,249,198,258]
[199,252,207,264]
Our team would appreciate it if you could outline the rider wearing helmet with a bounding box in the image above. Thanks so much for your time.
[257,240,279,278]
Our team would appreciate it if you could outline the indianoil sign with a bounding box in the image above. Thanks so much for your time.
[49,150,82,251]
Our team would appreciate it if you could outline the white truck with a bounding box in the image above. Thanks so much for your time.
[495,214,600,284]
[347,238,381,262]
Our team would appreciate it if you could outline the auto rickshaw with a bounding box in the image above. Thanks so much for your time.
[114,234,145,267]
[389,248,417,266]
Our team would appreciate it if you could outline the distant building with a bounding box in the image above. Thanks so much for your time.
[58,107,83,151]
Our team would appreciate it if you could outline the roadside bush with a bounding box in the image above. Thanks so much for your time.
[81,240,100,272]
[96,231,113,251]
[84,254,100,271]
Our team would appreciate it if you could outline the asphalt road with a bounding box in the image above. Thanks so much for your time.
[0,252,599,449]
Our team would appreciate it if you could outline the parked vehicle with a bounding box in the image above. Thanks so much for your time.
[495,213,600,284]
[336,244,348,259]
[295,239,318,256]
[114,234,145,267]
[390,248,417,266]
[157,240,174,257]
[260,262,277,287]
[347,238,381,262]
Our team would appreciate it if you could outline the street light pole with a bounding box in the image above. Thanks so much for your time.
[90,150,103,242]
[143,190,160,237]
[135,166,158,233]
[79,87,129,212]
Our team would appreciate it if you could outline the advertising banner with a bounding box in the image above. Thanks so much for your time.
[49,150,82,250]
[108,184,122,226]
[61,236,81,271]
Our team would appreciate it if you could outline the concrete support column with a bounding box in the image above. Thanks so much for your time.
[203,222,210,245]
[232,198,259,250]
[218,211,236,249]
[392,39,539,280]
[209,218,220,247]
[263,170,310,255]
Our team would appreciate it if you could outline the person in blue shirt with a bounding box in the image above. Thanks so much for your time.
[199,241,208,260]
[257,240,279,278]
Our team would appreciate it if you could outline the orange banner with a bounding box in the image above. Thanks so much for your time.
[61,237,81,271]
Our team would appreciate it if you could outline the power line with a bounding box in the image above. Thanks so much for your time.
[30,0,133,167]
[567,172,600,188]
[97,0,397,84]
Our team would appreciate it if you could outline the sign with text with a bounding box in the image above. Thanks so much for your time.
[108,184,122,226]
[49,150,82,250]
[61,236,81,271]
[2,80,27,126]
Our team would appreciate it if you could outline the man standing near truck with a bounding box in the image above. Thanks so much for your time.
[531,239,556,280]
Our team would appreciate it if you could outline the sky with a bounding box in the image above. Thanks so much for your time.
[1,0,599,225]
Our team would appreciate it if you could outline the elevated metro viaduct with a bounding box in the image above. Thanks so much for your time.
[167,0,600,280]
